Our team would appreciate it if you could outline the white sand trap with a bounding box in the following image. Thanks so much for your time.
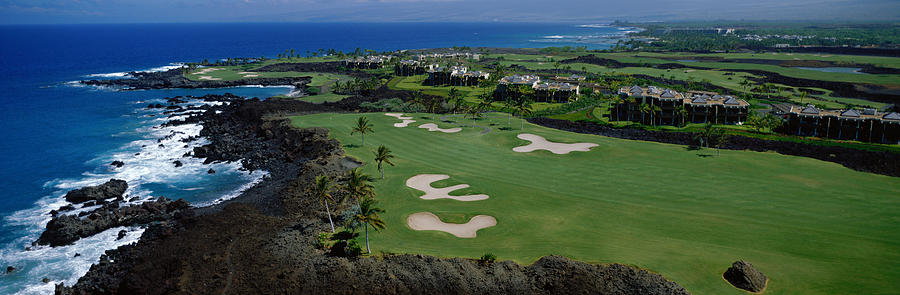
[237,71,254,74]
[198,76,221,81]
[194,68,221,74]
[407,212,497,238]
[418,123,462,133]
[512,133,598,154]
[406,174,489,201]
[243,74,259,77]
[385,113,416,127]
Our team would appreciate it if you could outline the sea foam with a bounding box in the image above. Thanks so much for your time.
[1,96,263,294]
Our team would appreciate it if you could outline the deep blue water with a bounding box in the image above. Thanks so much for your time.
[0,22,629,294]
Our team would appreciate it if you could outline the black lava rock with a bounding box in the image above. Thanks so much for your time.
[207,169,215,174]
[36,197,192,247]
[173,160,183,167]
[63,179,128,204]
[110,161,125,168]
[723,260,767,292]
[6,266,15,274]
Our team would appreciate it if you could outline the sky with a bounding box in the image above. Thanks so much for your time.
[1,0,899,24]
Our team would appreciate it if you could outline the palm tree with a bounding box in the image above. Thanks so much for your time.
[739,79,752,93]
[428,96,444,121]
[372,145,395,179]
[797,90,808,105]
[675,105,689,127]
[651,105,662,127]
[639,103,651,125]
[312,175,336,233]
[513,97,534,130]
[503,98,515,127]
[448,88,463,118]
[350,116,373,146]
[353,197,386,254]
[345,168,374,208]
[466,105,484,128]
[410,91,425,112]
[609,96,624,121]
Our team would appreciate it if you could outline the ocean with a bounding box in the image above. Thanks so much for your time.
[0,22,633,294]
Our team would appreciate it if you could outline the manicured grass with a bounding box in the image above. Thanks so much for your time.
[586,52,900,86]
[291,112,900,295]
[299,92,350,103]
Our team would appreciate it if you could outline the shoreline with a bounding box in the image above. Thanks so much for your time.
[53,90,692,294]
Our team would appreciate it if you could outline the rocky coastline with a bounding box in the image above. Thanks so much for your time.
[52,91,691,294]
[80,68,312,91]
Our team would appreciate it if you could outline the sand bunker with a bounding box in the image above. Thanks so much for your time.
[194,68,220,74]
[512,133,597,154]
[406,174,488,201]
[385,113,416,127]
[243,74,259,78]
[198,76,221,81]
[418,123,462,133]
[407,212,497,238]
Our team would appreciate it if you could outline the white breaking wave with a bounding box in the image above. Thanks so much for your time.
[577,24,612,28]
[84,62,184,79]
[543,35,565,39]
[0,97,265,295]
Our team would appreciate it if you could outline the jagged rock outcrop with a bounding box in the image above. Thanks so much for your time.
[723,260,767,292]
[63,179,128,204]
[37,197,192,247]
[80,68,311,91]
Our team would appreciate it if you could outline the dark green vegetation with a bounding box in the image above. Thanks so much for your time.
[291,112,900,295]
[616,21,900,51]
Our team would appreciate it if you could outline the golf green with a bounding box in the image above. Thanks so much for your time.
[290,112,900,295]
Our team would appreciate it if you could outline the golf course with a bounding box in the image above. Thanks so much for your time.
[290,111,900,295]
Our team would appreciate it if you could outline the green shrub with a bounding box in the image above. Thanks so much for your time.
[479,253,497,263]
[314,232,330,249]
[346,240,363,257]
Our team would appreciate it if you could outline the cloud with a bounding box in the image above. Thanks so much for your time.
[0,0,898,24]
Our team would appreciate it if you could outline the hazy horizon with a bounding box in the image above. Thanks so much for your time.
[2,0,900,25]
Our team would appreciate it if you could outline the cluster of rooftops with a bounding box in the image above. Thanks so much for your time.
[413,52,481,61]
[777,104,900,122]
[343,55,394,64]
[619,86,750,107]
[500,74,584,93]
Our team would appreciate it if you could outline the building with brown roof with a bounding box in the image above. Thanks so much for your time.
[615,86,749,125]
[783,105,900,144]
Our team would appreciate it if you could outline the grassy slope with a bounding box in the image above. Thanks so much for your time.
[494,57,889,109]
[291,112,900,295]
[388,75,563,112]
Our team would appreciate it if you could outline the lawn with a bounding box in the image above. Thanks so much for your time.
[291,111,900,295]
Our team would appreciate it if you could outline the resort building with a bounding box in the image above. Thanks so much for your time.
[394,60,426,76]
[494,74,582,102]
[415,52,481,62]
[342,55,393,69]
[782,105,900,144]
[425,66,489,86]
[534,81,580,102]
[615,86,749,125]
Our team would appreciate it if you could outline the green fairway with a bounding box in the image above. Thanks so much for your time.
[291,112,900,295]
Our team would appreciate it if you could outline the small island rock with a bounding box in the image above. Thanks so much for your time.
[63,179,127,204]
